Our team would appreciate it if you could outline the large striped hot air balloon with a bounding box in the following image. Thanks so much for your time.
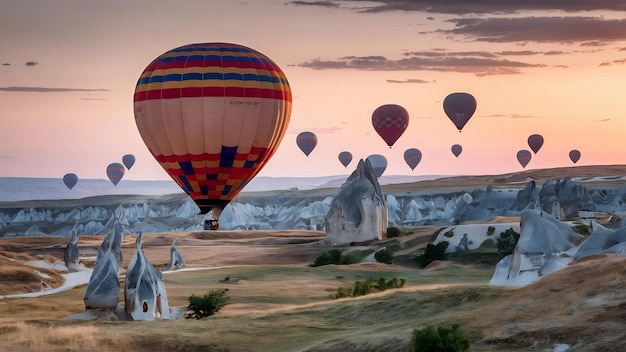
[133,43,292,219]
[371,104,409,148]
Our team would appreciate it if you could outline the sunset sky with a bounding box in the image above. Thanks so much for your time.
[2,0,626,182]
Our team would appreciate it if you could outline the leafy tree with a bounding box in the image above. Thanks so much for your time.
[374,248,394,264]
[387,226,401,238]
[496,227,520,255]
[310,249,357,267]
[486,225,496,236]
[417,241,449,267]
[334,277,406,299]
[185,289,230,319]
[411,324,470,352]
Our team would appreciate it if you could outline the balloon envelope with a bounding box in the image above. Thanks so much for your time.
[338,151,352,168]
[443,93,477,131]
[451,144,463,158]
[371,104,409,147]
[133,42,292,215]
[403,148,422,171]
[366,154,388,177]
[569,149,581,164]
[296,131,317,157]
[122,154,136,169]
[528,134,544,154]
[517,150,532,168]
[63,173,78,190]
[107,163,125,186]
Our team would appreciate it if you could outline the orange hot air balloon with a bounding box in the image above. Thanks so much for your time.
[517,150,532,168]
[443,93,477,132]
[371,104,409,148]
[107,163,125,185]
[451,144,463,158]
[296,131,317,157]
[338,151,352,168]
[527,134,544,154]
[133,43,292,219]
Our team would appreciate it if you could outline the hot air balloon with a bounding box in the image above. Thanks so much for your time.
[63,173,78,190]
[107,163,125,186]
[403,148,422,171]
[527,134,544,154]
[122,154,136,170]
[451,144,463,158]
[443,93,477,132]
[371,104,409,148]
[517,150,532,169]
[366,154,387,177]
[569,149,581,164]
[133,42,291,219]
[338,151,352,168]
[296,131,317,157]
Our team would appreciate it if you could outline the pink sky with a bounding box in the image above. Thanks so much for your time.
[1,0,626,182]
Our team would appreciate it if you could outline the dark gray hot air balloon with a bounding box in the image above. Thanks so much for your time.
[338,151,352,168]
[527,134,544,154]
[443,93,477,132]
[403,148,422,171]
[366,154,387,177]
[451,144,463,158]
[122,154,136,169]
[106,163,125,186]
[296,131,317,157]
[569,149,581,164]
[63,173,78,190]
[517,150,532,168]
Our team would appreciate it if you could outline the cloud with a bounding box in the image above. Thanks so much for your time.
[297,51,545,76]
[289,0,626,14]
[599,58,626,66]
[441,17,626,44]
[288,126,342,135]
[2,63,10,66]
[0,86,110,92]
[386,78,431,84]
[596,118,611,122]
[24,61,38,66]
[81,98,109,100]
[484,113,535,119]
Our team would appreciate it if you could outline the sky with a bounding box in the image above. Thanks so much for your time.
[2,0,626,182]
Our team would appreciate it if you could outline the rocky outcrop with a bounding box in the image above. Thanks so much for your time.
[168,240,185,270]
[64,226,80,270]
[325,159,387,244]
[83,219,123,309]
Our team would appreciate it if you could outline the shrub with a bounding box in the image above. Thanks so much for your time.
[496,228,520,255]
[443,229,455,238]
[310,249,357,267]
[387,226,401,238]
[185,289,230,319]
[334,277,406,299]
[486,225,496,236]
[417,241,449,267]
[374,248,394,264]
[411,323,470,352]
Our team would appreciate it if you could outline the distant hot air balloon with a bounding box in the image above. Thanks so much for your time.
[133,42,292,219]
[403,148,422,171]
[366,154,388,178]
[296,131,317,157]
[443,93,477,132]
[338,151,352,168]
[527,134,544,154]
[122,154,136,170]
[107,163,125,186]
[451,144,463,158]
[371,104,409,148]
[517,150,532,169]
[569,149,581,164]
[63,173,78,190]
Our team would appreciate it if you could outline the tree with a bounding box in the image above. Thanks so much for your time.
[185,289,230,319]
[411,324,470,352]
[496,227,520,255]
[417,241,449,267]
[374,248,394,264]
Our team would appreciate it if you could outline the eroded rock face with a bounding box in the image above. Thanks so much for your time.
[64,226,80,270]
[168,240,185,270]
[83,220,123,309]
[324,159,388,244]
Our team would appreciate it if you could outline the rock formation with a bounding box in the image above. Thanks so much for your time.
[83,219,123,310]
[325,159,387,244]
[64,226,80,270]
[124,232,170,320]
[168,240,185,270]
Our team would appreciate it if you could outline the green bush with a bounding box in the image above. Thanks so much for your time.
[185,288,230,319]
[310,249,357,267]
[374,248,394,264]
[334,277,406,299]
[411,323,470,352]
[387,226,401,238]
[496,228,520,255]
[486,225,496,236]
[443,229,455,238]
[417,241,449,267]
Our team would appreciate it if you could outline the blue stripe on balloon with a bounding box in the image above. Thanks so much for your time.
[179,176,193,193]
[219,146,237,167]
[179,161,194,175]
[222,184,232,195]
[138,73,279,85]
